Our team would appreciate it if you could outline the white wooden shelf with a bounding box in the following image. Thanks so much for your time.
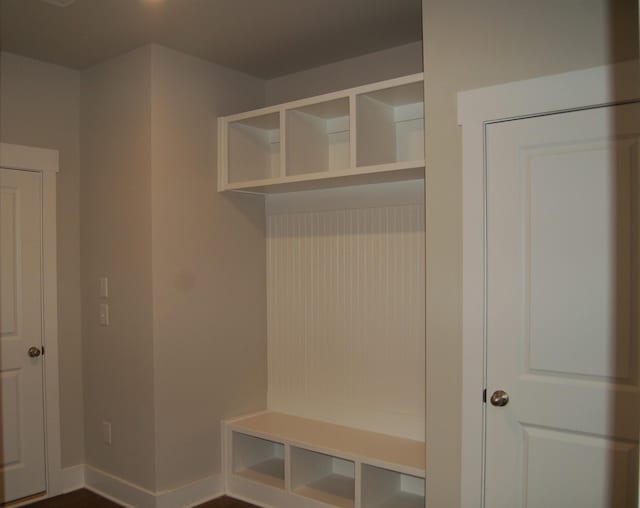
[234,458,285,490]
[224,411,425,508]
[218,74,424,193]
[294,475,355,508]
[375,492,424,508]
[228,411,425,476]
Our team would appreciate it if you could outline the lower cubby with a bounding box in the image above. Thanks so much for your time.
[361,464,425,508]
[232,432,285,490]
[225,411,425,508]
[291,447,355,508]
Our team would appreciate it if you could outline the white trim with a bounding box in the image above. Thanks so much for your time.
[156,474,224,508]
[0,143,63,503]
[457,60,640,126]
[84,465,224,508]
[0,143,59,173]
[457,59,640,508]
[61,465,86,493]
[41,168,63,499]
[84,466,154,508]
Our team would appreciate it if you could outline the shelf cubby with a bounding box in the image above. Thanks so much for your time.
[291,447,355,508]
[232,432,285,490]
[227,112,280,184]
[356,81,424,167]
[286,98,350,176]
[361,464,425,508]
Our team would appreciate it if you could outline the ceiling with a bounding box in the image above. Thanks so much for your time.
[0,0,423,79]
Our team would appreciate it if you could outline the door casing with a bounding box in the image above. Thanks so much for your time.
[457,60,640,508]
[0,143,63,501]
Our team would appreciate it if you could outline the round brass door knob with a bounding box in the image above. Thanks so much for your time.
[490,390,509,407]
[28,346,42,358]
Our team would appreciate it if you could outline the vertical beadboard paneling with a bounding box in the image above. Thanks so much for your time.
[267,182,425,440]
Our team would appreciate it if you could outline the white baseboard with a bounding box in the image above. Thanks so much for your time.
[82,464,224,508]
[85,465,155,508]
[61,464,85,493]
[156,474,224,508]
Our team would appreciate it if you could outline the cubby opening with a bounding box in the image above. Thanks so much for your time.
[361,464,425,508]
[291,447,355,508]
[228,112,280,184]
[232,432,285,489]
[356,81,424,167]
[286,98,350,176]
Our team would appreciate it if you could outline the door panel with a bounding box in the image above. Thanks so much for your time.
[1,371,21,465]
[526,141,633,380]
[485,103,640,508]
[523,426,637,508]
[0,168,46,503]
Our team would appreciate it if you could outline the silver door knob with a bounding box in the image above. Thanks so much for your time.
[490,390,509,407]
[28,346,41,358]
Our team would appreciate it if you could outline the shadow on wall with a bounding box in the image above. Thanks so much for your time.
[1,49,7,504]
[608,1,639,505]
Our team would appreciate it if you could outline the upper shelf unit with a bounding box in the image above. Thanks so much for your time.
[218,73,425,193]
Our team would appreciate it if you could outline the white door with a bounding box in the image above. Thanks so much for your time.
[485,102,640,507]
[0,168,46,503]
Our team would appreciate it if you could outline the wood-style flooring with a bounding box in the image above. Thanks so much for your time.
[24,489,257,508]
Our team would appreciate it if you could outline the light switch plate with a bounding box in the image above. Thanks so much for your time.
[99,303,109,326]
[99,277,109,298]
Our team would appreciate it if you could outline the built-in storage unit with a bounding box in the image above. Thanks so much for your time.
[217,74,424,193]
[224,412,425,508]
[219,74,425,508]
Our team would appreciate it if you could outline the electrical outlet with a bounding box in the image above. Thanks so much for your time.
[102,421,112,445]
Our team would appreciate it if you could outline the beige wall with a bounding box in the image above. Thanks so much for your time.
[79,44,268,493]
[422,1,639,506]
[81,46,157,490]
[266,41,423,104]
[149,45,267,491]
[0,51,84,468]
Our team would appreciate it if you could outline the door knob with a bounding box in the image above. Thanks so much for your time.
[490,390,509,407]
[28,346,42,358]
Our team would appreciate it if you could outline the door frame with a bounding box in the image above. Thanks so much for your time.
[0,142,64,499]
[457,60,640,508]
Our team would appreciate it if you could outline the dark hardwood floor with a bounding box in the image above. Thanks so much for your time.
[197,496,258,508]
[24,489,258,507]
